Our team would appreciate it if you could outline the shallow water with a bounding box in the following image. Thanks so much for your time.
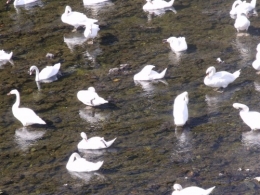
[1,0,260,194]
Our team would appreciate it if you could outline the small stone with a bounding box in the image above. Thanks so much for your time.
[216,57,224,63]
[46,53,54,58]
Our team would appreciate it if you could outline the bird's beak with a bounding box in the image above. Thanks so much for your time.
[7,93,11,95]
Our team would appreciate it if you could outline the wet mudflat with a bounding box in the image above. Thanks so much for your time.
[1,0,260,194]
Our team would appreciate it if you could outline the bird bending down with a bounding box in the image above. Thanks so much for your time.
[133,65,167,80]
[204,66,241,90]
[84,23,100,44]
[143,0,175,10]
[77,87,108,107]
[163,37,187,52]
[7,89,46,126]
[66,152,103,172]
[173,91,189,127]
[172,183,215,195]
[234,11,250,32]
[61,5,98,32]
[78,132,117,149]
[29,63,61,82]
[233,103,260,130]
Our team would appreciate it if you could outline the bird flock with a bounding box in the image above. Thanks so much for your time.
[2,0,260,194]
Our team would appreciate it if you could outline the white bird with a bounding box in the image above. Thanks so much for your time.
[230,0,257,16]
[13,0,38,5]
[66,152,103,172]
[29,63,61,82]
[61,5,98,31]
[133,65,167,81]
[78,132,117,149]
[172,183,215,195]
[84,23,100,42]
[173,91,189,127]
[163,37,188,52]
[204,66,241,89]
[234,11,250,32]
[254,43,260,60]
[143,0,175,10]
[0,50,13,61]
[7,89,46,126]
[252,58,260,71]
[256,43,260,52]
[83,0,109,5]
[77,87,108,106]
[230,0,243,15]
[233,103,260,130]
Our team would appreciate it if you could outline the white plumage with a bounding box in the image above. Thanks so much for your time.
[66,152,103,172]
[204,66,241,89]
[77,87,108,106]
[163,37,187,52]
[234,12,250,32]
[133,65,167,81]
[173,91,189,127]
[84,23,100,40]
[78,132,117,149]
[7,89,46,126]
[0,50,13,61]
[230,0,256,16]
[233,103,260,130]
[29,63,60,82]
[61,5,98,31]
[172,184,215,195]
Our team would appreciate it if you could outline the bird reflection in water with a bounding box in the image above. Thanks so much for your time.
[68,171,105,184]
[83,1,114,18]
[145,7,177,22]
[134,79,168,94]
[205,85,240,114]
[64,32,88,52]
[254,81,260,92]
[14,127,45,151]
[172,127,193,163]
[0,59,14,68]
[79,108,109,124]
[83,47,102,67]
[14,0,44,14]
[232,35,253,68]
[242,131,260,149]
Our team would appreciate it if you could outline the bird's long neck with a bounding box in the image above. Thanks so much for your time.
[34,67,40,81]
[240,106,249,112]
[68,153,81,165]
[13,91,20,110]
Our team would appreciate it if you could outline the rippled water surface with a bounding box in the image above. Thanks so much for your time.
[1,0,260,194]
